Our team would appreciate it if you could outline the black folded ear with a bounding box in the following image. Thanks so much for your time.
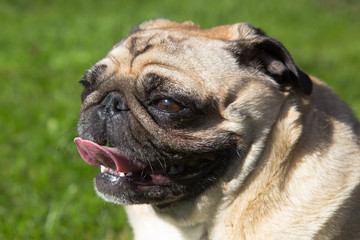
[231,36,313,95]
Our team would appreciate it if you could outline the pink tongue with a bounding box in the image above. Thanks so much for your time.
[74,137,144,173]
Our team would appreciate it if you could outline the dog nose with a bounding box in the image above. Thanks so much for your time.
[97,92,129,120]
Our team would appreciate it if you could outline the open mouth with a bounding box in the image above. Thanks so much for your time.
[74,137,215,187]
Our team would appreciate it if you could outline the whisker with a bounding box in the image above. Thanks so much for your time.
[156,158,166,171]
[140,168,146,181]
[149,162,154,174]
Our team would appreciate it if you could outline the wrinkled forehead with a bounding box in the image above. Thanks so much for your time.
[95,28,239,84]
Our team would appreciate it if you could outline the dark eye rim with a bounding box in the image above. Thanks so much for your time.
[79,80,94,102]
[81,90,91,102]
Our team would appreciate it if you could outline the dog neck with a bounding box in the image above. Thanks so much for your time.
[211,94,306,239]
[126,204,209,240]
[212,81,360,239]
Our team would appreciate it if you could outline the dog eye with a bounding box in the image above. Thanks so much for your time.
[81,87,92,102]
[79,80,93,102]
[156,99,183,113]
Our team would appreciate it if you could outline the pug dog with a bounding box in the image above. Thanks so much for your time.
[74,19,360,240]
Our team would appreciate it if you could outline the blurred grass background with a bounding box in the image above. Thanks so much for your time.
[0,0,359,239]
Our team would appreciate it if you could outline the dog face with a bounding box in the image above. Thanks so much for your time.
[75,19,312,207]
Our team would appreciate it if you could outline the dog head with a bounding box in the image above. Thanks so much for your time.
[75,19,312,207]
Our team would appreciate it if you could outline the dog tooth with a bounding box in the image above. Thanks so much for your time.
[119,172,126,177]
[126,172,133,177]
[101,165,106,172]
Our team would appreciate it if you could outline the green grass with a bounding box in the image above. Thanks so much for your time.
[1,0,359,239]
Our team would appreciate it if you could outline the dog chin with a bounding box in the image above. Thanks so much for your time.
[93,171,188,205]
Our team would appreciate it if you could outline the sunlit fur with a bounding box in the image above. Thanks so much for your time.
[78,19,360,240]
